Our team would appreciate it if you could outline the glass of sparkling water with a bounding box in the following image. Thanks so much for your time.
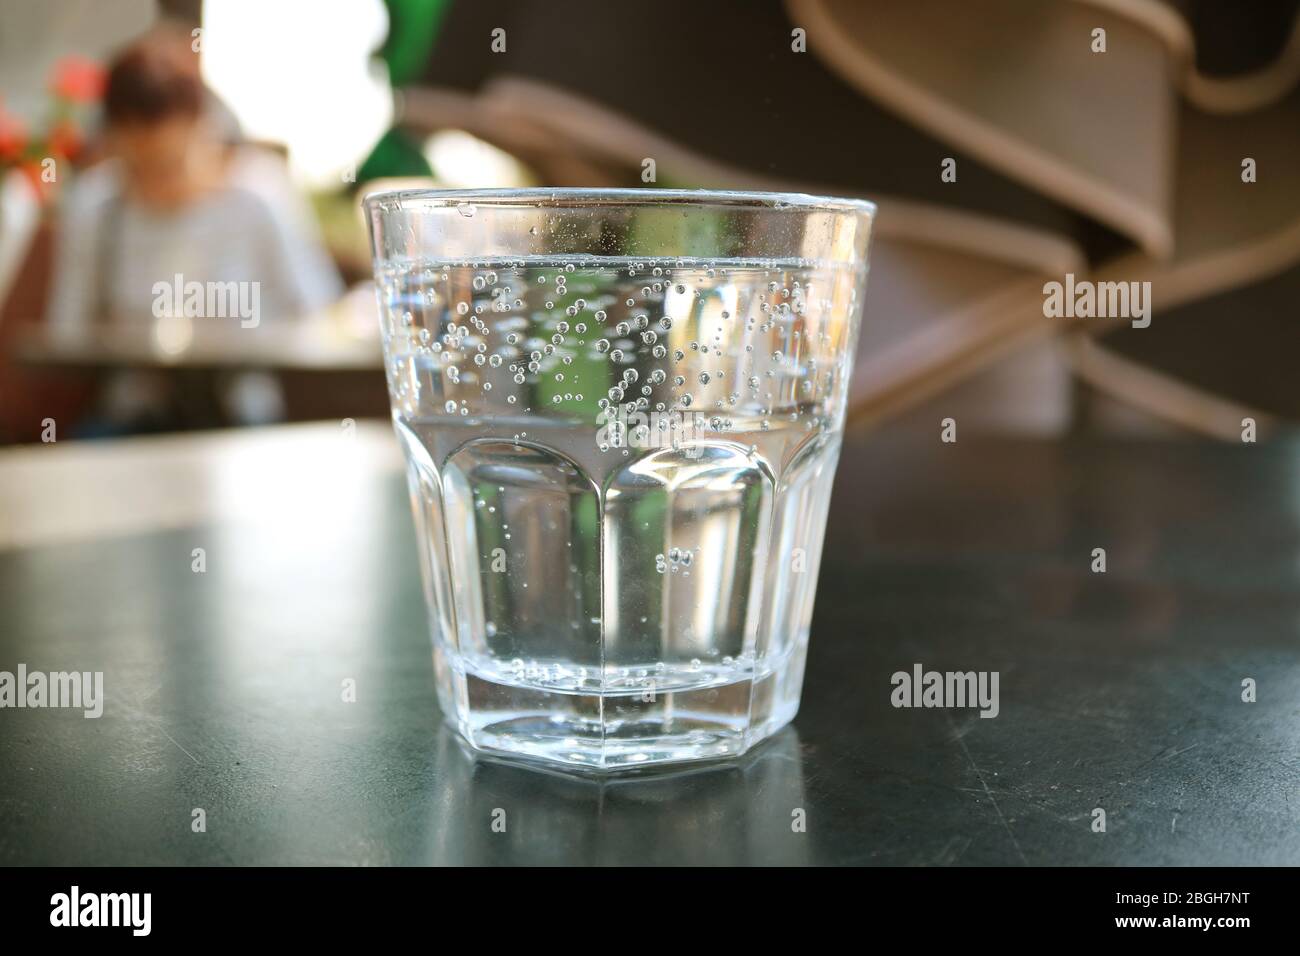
[365,188,874,770]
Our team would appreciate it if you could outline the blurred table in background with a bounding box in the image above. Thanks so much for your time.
[7,289,388,429]
[1,422,1297,864]
[11,314,380,372]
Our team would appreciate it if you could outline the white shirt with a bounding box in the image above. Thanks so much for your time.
[47,149,343,332]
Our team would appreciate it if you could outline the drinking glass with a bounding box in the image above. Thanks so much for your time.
[365,188,874,770]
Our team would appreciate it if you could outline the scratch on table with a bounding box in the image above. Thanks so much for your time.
[934,834,972,866]
[116,683,202,766]
[1133,723,1201,773]
[1160,744,1200,762]
[157,725,199,765]
[947,714,1027,866]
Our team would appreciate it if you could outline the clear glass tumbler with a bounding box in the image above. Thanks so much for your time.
[365,188,874,770]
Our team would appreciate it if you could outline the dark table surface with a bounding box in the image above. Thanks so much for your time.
[1,422,1297,865]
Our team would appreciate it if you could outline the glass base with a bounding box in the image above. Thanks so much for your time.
[433,640,808,771]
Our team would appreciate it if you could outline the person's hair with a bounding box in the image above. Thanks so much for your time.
[103,31,205,127]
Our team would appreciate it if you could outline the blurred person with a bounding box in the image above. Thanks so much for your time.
[46,28,342,431]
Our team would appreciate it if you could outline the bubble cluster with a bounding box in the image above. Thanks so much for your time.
[655,547,695,575]
[377,256,849,441]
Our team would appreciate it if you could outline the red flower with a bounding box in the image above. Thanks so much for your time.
[0,105,27,162]
[50,56,105,103]
[46,120,83,160]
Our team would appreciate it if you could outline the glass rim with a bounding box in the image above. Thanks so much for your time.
[361,186,876,217]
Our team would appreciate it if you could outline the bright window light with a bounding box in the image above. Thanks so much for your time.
[424,130,533,189]
[200,0,392,187]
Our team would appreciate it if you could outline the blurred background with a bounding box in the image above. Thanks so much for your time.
[2,0,1299,870]
[0,0,1296,443]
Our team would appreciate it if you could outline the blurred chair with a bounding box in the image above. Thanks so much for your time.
[389,0,1300,438]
